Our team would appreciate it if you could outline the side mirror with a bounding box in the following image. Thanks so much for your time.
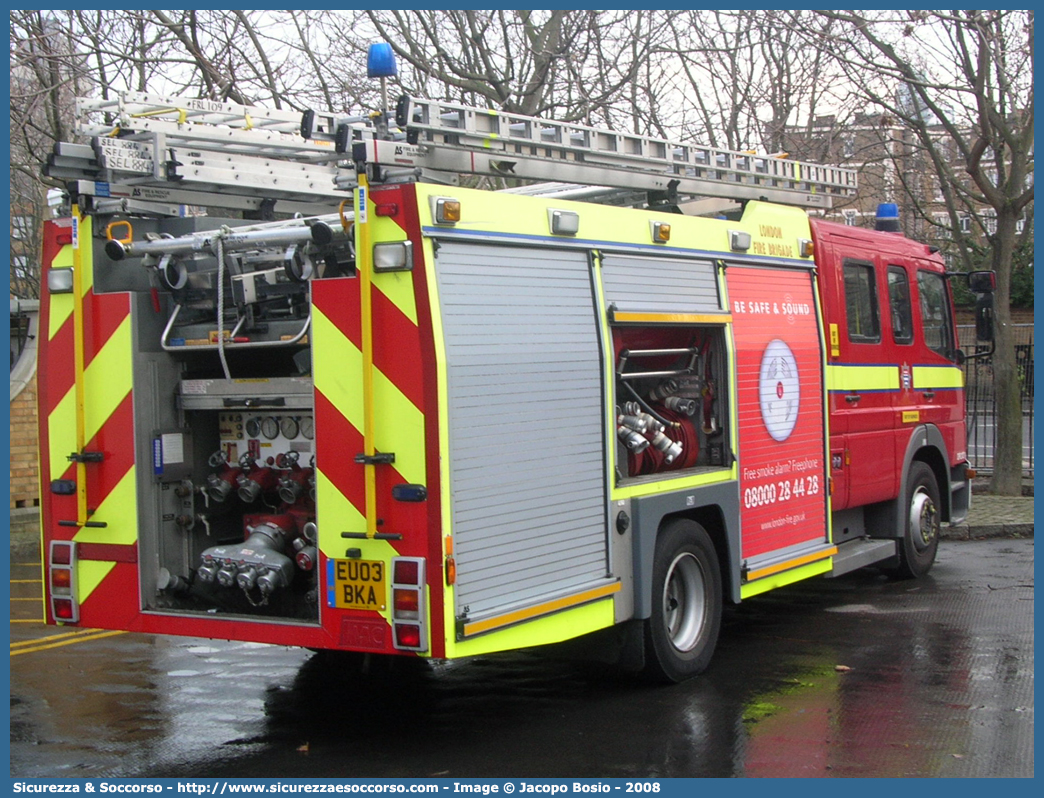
[967,270,996,294]
[975,291,995,342]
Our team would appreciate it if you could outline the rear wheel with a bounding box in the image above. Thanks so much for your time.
[643,519,722,683]
[894,461,941,578]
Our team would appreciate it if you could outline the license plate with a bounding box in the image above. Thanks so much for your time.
[328,559,387,611]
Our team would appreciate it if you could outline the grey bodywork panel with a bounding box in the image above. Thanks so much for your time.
[630,480,742,614]
[433,240,612,623]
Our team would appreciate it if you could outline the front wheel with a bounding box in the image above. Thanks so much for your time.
[894,461,941,579]
[643,519,723,683]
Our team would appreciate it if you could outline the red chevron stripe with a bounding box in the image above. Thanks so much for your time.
[313,278,361,348]
[372,287,424,411]
[40,290,130,416]
[41,316,74,416]
[82,291,130,365]
[313,388,366,515]
[312,271,423,412]
[85,392,135,512]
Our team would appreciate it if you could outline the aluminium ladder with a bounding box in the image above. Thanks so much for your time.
[48,90,858,217]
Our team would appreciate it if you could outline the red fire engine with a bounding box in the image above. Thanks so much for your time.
[37,60,994,682]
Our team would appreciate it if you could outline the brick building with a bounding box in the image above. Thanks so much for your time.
[10,297,40,536]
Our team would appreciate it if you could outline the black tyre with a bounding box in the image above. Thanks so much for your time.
[894,461,941,579]
[643,519,723,683]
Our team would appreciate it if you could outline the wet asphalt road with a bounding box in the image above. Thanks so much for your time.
[10,538,1034,778]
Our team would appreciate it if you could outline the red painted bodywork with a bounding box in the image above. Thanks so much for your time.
[810,218,964,512]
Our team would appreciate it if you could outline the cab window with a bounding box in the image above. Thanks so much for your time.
[887,266,914,344]
[917,270,955,358]
[843,260,880,342]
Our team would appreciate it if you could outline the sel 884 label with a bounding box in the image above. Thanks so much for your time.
[744,475,819,509]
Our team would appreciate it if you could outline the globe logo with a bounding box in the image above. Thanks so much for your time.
[758,338,800,441]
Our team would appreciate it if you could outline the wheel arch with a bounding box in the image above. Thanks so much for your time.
[866,424,953,538]
[630,481,741,621]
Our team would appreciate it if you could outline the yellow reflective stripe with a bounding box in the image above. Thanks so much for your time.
[913,366,963,389]
[73,467,137,545]
[76,560,115,604]
[462,581,620,637]
[741,557,834,599]
[448,593,615,658]
[826,364,899,392]
[611,311,732,325]
[745,546,837,582]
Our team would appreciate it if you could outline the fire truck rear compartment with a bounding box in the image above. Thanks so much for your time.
[113,217,324,624]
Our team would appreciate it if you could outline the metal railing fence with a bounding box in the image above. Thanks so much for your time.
[959,323,1033,476]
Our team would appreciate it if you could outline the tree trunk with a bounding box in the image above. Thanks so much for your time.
[988,209,1024,495]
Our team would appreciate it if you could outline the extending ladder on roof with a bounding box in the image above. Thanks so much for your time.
[367,97,858,209]
[46,90,858,217]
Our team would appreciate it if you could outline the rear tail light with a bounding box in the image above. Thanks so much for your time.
[394,624,422,649]
[48,541,79,623]
[390,557,426,652]
[51,569,71,590]
[393,558,420,585]
[393,588,420,618]
[53,598,76,621]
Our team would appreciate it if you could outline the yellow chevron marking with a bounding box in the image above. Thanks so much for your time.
[371,214,417,325]
[48,315,133,481]
[374,273,418,326]
[48,293,74,341]
[372,368,425,486]
[312,307,425,486]
[76,560,116,605]
[47,244,76,339]
[73,467,138,545]
[312,308,364,430]
[913,365,963,389]
[314,469,366,559]
[826,364,899,392]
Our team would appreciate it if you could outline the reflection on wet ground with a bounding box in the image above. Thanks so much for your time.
[10,539,1033,778]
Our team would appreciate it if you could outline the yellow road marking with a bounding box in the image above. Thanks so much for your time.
[10,579,41,584]
[11,619,45,624]
[10,627,104,648]
[10,629,126,656]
